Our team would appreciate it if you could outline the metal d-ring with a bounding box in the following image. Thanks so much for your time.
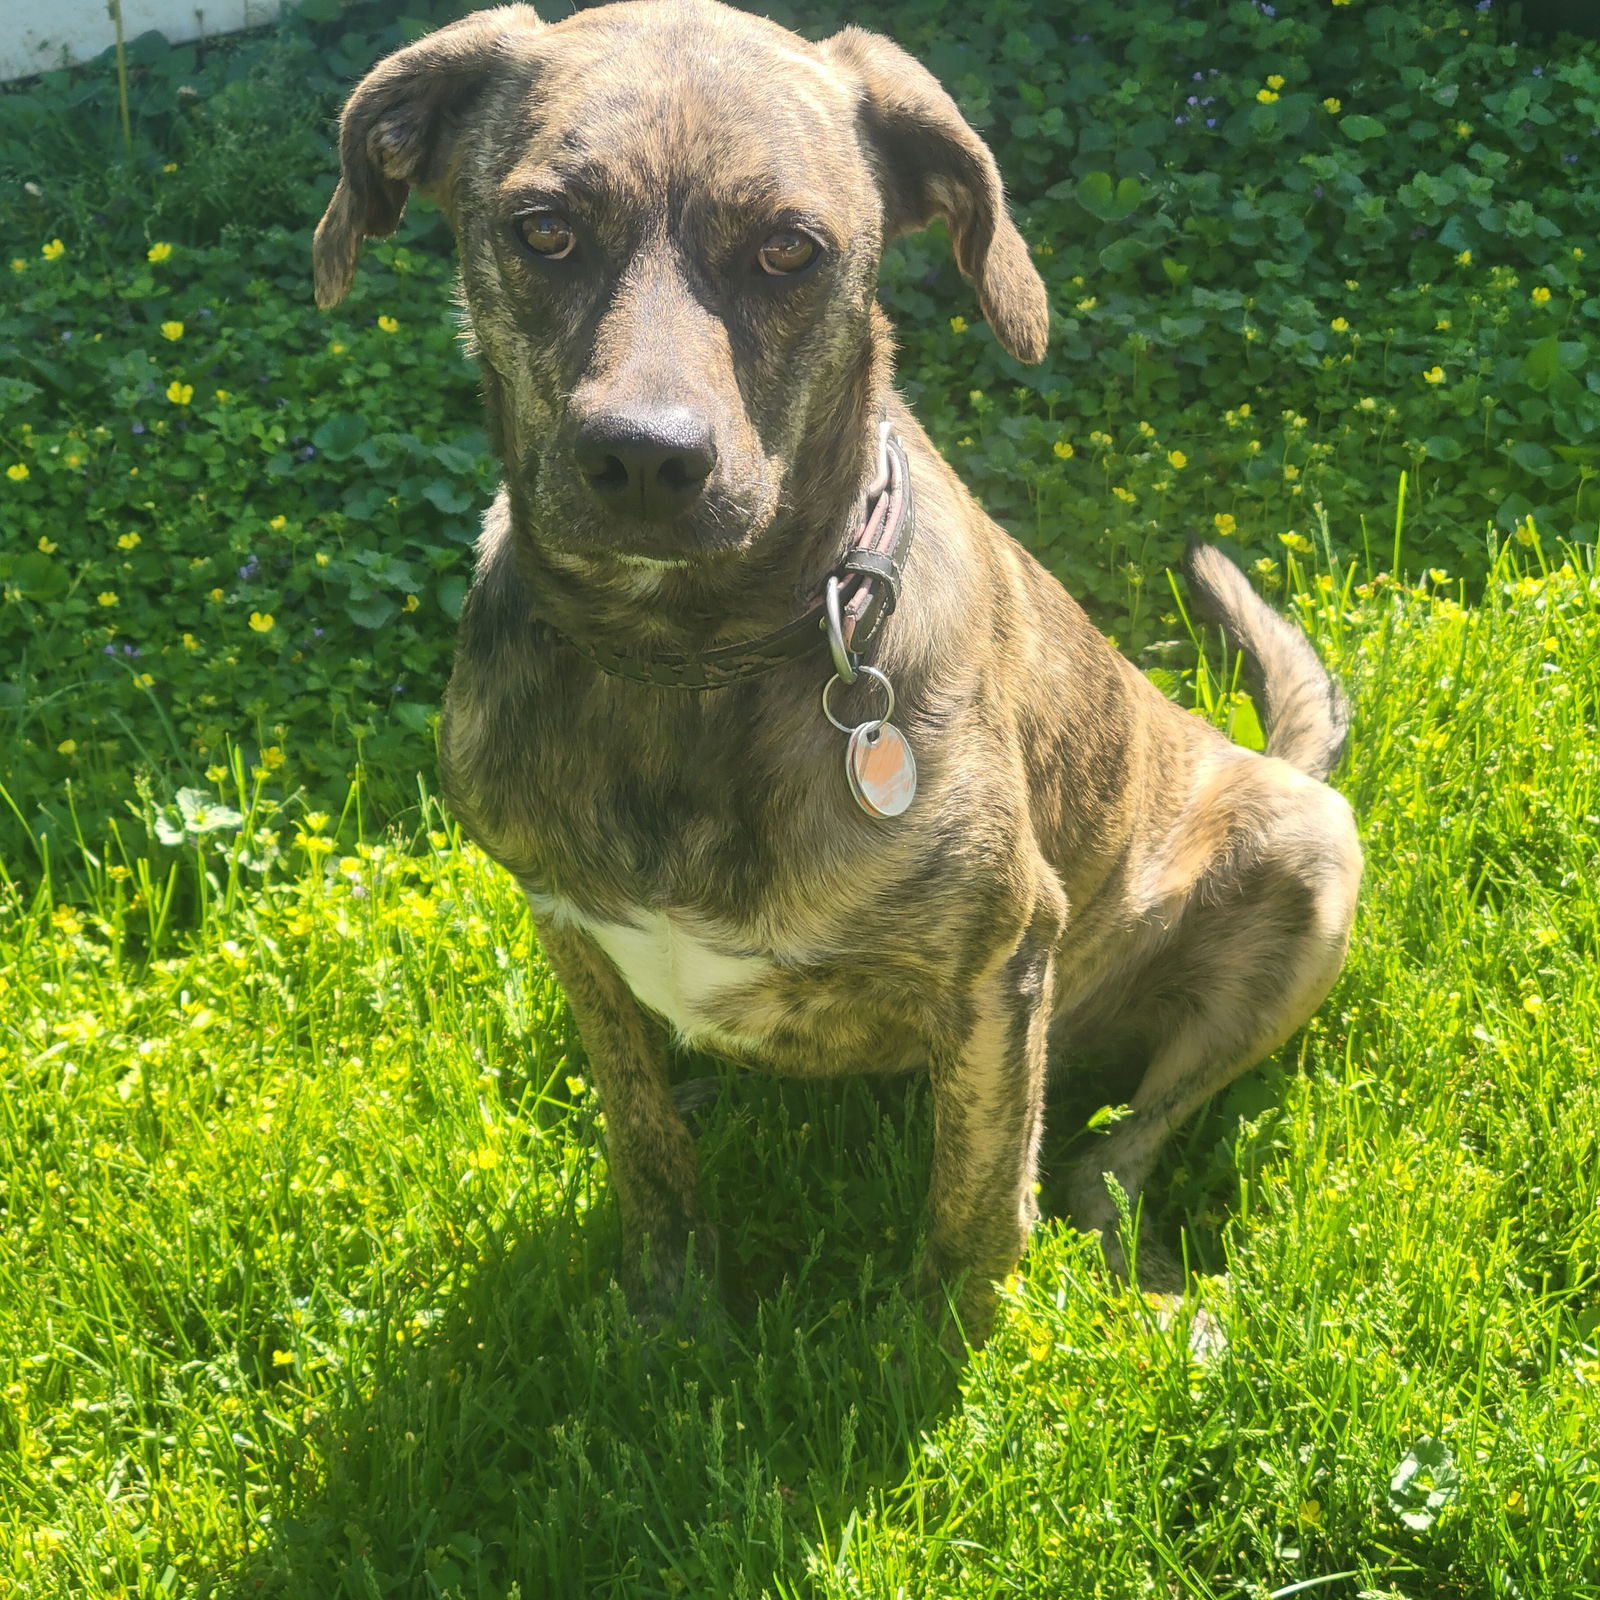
[823,574,858,684]
[821,663,895,733]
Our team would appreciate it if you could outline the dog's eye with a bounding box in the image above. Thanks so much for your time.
[757,230,820,276]
[517,212,576,260]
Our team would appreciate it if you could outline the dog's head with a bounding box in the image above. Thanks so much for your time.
[315,0,1048,565]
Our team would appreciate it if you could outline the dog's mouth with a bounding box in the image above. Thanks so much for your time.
[527,455,779,565]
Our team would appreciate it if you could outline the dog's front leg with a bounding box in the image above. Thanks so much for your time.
[536,923,708,1320]
[922,902,1061,1344]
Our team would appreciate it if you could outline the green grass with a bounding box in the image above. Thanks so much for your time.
[2,536,1598,1599]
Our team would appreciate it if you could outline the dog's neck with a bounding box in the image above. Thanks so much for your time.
[494,343,897,662]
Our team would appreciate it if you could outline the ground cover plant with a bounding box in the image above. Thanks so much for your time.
[2,538,1598,1598]
[4,0,1600,853]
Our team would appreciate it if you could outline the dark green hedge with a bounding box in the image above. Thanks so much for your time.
[3,0,1597,857]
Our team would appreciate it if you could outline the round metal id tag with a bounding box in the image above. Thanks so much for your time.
[845,721,917,818]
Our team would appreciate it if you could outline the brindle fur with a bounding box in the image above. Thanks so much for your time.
[315,0,1362,1340]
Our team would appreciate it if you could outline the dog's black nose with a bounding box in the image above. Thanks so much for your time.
[573,409,717,522]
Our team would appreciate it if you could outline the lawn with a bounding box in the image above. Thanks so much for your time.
[3,539,1598,1599]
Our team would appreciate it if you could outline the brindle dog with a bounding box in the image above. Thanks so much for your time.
[314,0,1362,1339]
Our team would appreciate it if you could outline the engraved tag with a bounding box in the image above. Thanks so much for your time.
[845,721,917,818]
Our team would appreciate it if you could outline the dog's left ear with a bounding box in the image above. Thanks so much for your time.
[822,26,1049,363]
[314,4,543,309]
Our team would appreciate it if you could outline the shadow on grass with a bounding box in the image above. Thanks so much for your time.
[227,1074,965,1600]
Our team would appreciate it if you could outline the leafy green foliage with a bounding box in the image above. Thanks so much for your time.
[4,0,1600,858]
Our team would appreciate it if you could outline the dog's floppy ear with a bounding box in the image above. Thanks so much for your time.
[821,26,1049,363]
[314,4,542,309]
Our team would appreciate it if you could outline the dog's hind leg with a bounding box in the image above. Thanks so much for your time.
[1062,804,1360,1281]
[923,892,1064,1342]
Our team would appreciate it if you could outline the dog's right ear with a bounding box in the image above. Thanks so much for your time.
[314,5,542,309]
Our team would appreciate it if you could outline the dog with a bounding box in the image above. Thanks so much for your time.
[314,0,1363,1340]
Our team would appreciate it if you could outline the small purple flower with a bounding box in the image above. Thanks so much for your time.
[1201,96,1215,106]
[1175,116,1187,125]
[238,554,260,581]
[1565,152,1579,164]
[1206,117,1218,128]
[1187,95,1200,106]
[1313,184,1325,198]
[103,643,117,656]
[1411,226,1429,239]
[122,644,140,658]
[1476,0,1491,10]
[1258,2,1276,14]
[1531,64,1543,76]
[298,445,316,461]
[312,627,326,640]
[131,422,146,435]
[350,884,368,899]
[1193,71,1205,81]
[60,331,72,342]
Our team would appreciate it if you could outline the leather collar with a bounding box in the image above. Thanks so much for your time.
[548,425,917,690]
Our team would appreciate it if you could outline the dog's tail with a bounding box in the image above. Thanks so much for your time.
[1183,541,1350,781]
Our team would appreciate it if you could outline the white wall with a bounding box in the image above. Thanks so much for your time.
[0,0,275,84]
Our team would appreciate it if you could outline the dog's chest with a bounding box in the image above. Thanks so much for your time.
[527,893,792,1049]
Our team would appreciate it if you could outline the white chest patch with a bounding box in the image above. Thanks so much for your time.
[526,895,788,1047]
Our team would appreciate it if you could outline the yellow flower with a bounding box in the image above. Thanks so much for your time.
[271,1350,296,1367]
[329,341,346,355]
[1574,247,1586,261]
[1283,463,1300,481]
[209,587,224,602]
[377,315,400,333]
[117,531,141,550]
[260,745,285,770]
[1167,449,1187,470]
[1344,278,1359,292]
[1323,97,1342,113]
[1214,512,1237,536]
[1279,532,1313,554]
[160,321,184,341]
[65,454,82,468]
[1330,317,1349,333]
[9,258,24,273]
[1456,122,1472,138]
[1531,286,1551,305]
[6,463,28,482]
[248,612,275,633]
[1456,250,1472,267]
[42,238,65,260]
[1256,89,1279,104]
[1523,994,1545,1015]
[37,535,57,553]
[314,552,331,567]
[98,591,119,607]
[214,389,231,403]
[1052,440,1075,460]
[167,381,194,405]
[57,739,77,755]
[1075,296,1098,312]
[1266,74,1286,90]
[147,242,173,262]
[162,163,179,174]
[1298,1501,1323,1526]
[183,633,199,651]
[403,593,421,612]
[949,315,968,334]
[269,514,288,531]
[1112,486,1136,503]
[135,672,155,688]
[1435,318,1451,331]
[1422,366,1445,384]
[1357,396,1377,411]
